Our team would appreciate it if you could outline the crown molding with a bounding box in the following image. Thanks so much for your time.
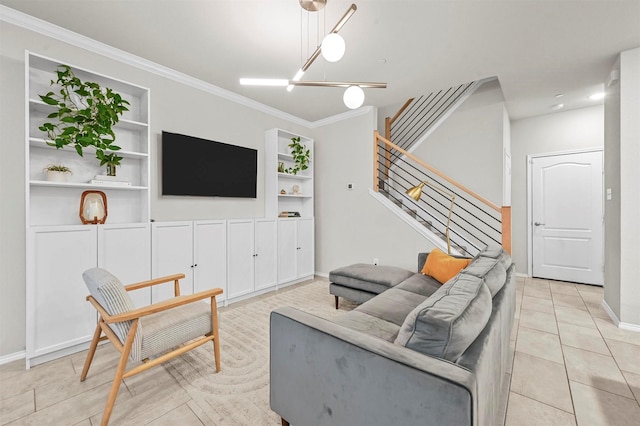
[0,5,321,128]
[308,106,374,128]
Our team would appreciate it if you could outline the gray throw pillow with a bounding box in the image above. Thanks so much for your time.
[394,273,492,361]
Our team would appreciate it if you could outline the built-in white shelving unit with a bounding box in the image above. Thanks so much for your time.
[25,52,151,367]
[265,128,314,218]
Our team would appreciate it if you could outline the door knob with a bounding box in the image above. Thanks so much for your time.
[534,222,545,226]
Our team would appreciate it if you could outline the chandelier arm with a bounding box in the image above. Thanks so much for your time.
[289,81,386,88]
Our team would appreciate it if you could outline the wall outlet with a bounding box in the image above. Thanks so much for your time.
[373,258,379,266]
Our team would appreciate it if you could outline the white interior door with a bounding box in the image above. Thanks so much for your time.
[531,150,603,285]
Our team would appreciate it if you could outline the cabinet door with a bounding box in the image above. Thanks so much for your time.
[227,219,255,299]
[97,223,151,308]
[297,218,315,278]
[254,219,277,291]
[27,226,97,363]
[193,220,227,301]
[151,221,194,302]
[277,219,298,283]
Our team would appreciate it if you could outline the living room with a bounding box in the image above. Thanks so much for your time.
[1,1,640,425]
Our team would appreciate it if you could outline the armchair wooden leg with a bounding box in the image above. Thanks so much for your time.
[281,418,290,426]
[335,295,339,310]
[81,322,103,381]
[211,297,221,373]
[100,319,137,426]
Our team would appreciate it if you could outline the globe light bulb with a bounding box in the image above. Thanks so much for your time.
[343,85,364,109]
[321,33,346,62]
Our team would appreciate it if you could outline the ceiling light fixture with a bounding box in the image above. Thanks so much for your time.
[589,92,605,100]
[240,1,387,109]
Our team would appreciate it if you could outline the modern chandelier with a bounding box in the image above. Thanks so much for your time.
[240,1,387,109]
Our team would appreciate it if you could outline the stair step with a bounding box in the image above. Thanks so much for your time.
[403,207,417,218]
[419,220,433,230]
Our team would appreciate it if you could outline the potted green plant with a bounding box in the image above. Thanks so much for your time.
[38,65,129,175]
[284,137,310,175]
[43,164,73,182]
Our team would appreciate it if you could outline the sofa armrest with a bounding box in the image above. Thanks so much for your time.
[270,306,477,426]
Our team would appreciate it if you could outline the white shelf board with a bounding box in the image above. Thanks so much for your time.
[29,138,148,159]
[30,180,147,191]
[277,172,312,180]
[278,194,312,198]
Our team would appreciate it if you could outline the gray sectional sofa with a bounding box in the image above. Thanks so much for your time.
[270,246,515,426]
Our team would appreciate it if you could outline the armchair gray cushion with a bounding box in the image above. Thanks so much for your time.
[82,268,138,350]
[394,273,492,361]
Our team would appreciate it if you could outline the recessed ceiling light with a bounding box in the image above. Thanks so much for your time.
[554,93,564,98]
[589,92,605,100]
[551,103,564,111]
[378,58,387,64]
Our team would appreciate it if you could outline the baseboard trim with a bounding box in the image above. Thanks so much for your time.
[515,272,529,278]
[601,300,640,332]
[0,350,25,366]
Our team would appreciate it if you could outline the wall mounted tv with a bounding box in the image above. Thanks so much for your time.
[162,131,257,198]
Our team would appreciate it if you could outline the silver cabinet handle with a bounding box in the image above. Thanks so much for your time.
[534,222,545,226]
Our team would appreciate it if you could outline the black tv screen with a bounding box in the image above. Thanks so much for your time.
[162,131,257,198]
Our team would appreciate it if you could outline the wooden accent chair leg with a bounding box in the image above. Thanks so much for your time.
[281,418,290,426]
[211,297,221,373]
[81,322,103,381]
[100,320,137,426]
[335,295,339,310]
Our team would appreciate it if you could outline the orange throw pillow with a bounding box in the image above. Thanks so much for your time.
[421,248,471,284]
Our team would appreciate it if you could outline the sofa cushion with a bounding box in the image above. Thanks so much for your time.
[421,248,472,284]
[329,264,415,295]
[334,311,401,342]
[394,273,492,361]
[462,256,507,297]
[394,273,442,297]
[355,287,430,327]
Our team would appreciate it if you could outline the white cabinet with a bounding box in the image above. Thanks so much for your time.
[97,223,151,308]
[193,220,227,298]
[277,218,315,286]
[227,218,278,300]
[151,220,228,303]
[151,221,194,302]
[26,223,150,367]
[227,219,255,299]
[254,218,278,291]
[265,129,314,218]
[27,226,97,367]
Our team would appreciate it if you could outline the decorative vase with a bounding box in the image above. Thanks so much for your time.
[278,162,285,173]
[46,170,69,182]
[106,163,117,176]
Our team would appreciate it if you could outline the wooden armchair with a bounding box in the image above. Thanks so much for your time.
[81,268,223,426]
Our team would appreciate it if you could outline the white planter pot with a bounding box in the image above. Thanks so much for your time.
[46,170,70,182]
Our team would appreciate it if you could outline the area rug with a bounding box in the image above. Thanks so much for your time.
[163,279,356,425]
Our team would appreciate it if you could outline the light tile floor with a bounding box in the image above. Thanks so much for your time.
[1,277,639,425]
[505,276,640,426]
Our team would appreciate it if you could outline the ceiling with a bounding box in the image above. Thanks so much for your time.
[3,0,639,122]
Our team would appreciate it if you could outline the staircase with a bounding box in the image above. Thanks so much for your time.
[372,80,511,256]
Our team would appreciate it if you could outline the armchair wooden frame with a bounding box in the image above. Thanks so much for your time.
[81,273,223,426]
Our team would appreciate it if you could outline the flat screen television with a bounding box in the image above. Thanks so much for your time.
[162,131,257,198]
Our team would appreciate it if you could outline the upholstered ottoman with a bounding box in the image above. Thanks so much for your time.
[329,263,415,309]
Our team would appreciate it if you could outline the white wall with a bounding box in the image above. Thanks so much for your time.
[510,106,604,274]
[604,47,640,328]
[313,109,436,274]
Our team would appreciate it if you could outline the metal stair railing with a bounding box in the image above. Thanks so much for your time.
[374,131,512,255]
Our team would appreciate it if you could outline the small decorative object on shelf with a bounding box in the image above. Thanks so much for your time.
[279,211,301,218]
[38,64,128,170]
[89,174,131,187]
[278,162,285,173]
[43,164,72,182]
[280,189,287,194]
[284,136,310,175]
[79,190,108,224]
[292,184,301,195]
